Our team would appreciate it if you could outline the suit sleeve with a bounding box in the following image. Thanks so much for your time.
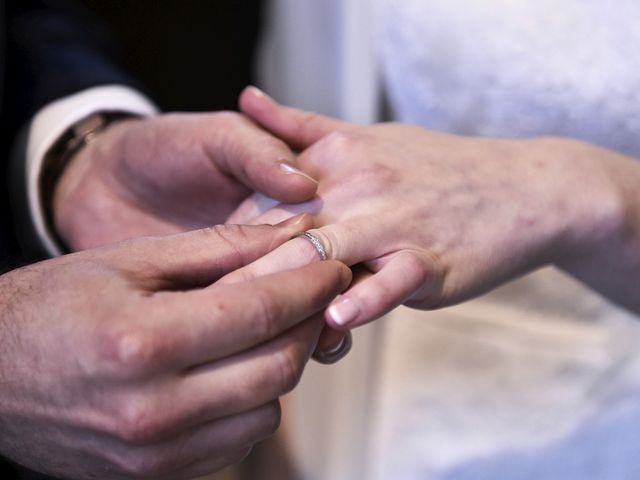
[1,0,156,263]
[4,0,143,126]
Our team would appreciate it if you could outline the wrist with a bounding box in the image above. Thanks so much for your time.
[22,86,157,257]
[534,137,634,267]
[49,115,139,251]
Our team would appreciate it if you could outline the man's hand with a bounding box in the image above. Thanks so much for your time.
[0,218,351,479]
[53,112,319,251]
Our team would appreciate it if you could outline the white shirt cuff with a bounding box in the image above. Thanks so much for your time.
[25,85,159,256]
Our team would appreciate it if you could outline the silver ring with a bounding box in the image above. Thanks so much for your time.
[294,231,327,261]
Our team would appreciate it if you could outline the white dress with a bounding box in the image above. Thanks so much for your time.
[258,1,640,479]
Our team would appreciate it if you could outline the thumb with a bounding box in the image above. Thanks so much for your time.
[239,86,352,150]
[209,113,319,204]
[114,214,314,290]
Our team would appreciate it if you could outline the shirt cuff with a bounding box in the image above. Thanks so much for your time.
[25,85,159,256]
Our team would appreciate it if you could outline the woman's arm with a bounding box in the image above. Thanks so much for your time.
[550,138,640,313]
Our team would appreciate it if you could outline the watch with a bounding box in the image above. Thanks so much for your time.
[39,111,134,251]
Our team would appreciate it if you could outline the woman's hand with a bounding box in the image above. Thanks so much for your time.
[232,87,640,329]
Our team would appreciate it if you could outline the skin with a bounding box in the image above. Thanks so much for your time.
[234,86,640,330]
[0,220,351,479]
[54,111,319,251]
[52,110,349,358]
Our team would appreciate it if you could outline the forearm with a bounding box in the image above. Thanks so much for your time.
[549,137,640,313]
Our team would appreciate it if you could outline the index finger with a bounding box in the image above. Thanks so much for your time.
[128,260,352,372]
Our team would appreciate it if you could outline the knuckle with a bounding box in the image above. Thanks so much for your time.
[408,292,445,311]
[261,401,283,437]
[273,346,304,394]
[250,289,282,340]
[402,251,430,286]
[234,402,282,448]
[112,396,168,445]
[206,224,251,263]
[114,450,170,479]
[353,163,400,194]
[320,130,362,154]
[92,326,158,377]
[402,251,446,310]
[369,163,399,186]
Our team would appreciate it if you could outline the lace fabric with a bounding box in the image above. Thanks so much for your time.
[375,0,640,156]
[367,2,640,478]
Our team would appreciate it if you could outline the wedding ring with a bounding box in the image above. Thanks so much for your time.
[294,231,328,261]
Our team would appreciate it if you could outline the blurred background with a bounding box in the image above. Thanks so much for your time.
[81,0,263,112]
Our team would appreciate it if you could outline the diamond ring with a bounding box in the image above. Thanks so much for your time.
[294,231,328,261]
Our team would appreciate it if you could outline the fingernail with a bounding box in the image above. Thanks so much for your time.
[275,213,307,228]
[313,332,353,364]
[327,296,360,327]
[279,163,319,185]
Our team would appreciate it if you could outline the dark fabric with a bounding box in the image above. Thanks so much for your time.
[0,459,57,480]
[4,0,141,130]
[0,1,138,477]
[1,0,142,269]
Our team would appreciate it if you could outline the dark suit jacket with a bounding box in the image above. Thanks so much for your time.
[1,0,139,269]
[0,1,138,477]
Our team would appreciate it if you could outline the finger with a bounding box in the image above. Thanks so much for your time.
[226,193,318,226]
[182,260,350,365]
[312,264,373,363]
[218,218,431,329]
[108,401,280,480]
[217,233,329,285]
[128,260,351,373]
[325,251,436,330]
[217,227,365,366]
[161,315,325,435]
[213,114,320,203]
[115,216,313,290]
[216,220,383,293]
[239,86,352,150]
[225,192,281,224]
[158,402,280,479]
[302,223,389,266]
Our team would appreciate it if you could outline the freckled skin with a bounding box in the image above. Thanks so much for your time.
[234,88,640,328]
